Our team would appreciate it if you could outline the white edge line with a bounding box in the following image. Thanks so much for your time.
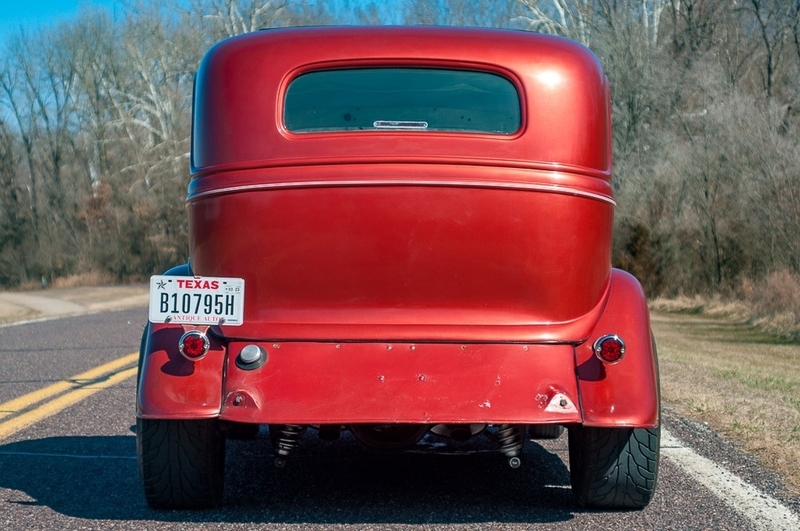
[662,428,800,531]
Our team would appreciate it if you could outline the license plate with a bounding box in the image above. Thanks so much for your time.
[149,276,244,326]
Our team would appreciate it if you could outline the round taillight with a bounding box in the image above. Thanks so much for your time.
[593,334,625,364]
[179,330,210,361]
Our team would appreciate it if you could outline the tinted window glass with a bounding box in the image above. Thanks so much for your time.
[285,68,520,134]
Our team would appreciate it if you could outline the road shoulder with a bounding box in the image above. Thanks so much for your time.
[0,285,148,326]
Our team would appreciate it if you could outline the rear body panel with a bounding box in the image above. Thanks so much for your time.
[188,165,613,342]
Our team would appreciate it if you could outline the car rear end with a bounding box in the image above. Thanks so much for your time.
[137,26,659,510]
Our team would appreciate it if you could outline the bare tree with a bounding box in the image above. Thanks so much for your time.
[741,0,799,100]
[514,0,598,45]
[0,114,33,284]
[0,27,84,278]
[401,0,518,26]
[666,0,724,57]
[188,0,288,38]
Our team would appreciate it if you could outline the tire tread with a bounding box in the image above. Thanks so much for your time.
[569,425,660,509]
[137,418,225,509]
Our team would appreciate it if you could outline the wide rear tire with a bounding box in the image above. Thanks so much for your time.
[568,425,660,509]
[137,418,225,509]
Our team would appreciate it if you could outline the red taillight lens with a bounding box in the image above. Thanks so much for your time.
[593,335,625,364]
[179,330,210,360]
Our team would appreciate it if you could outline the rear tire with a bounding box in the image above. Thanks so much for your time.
[137,418,225,509]
[568,425,660,509]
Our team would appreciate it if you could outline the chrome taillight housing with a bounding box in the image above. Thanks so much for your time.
[179,330,210,361]
[593,334,625,364]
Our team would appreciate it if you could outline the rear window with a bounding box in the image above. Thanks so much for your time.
[285,68,520,134]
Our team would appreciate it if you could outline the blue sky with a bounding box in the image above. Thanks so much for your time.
[0,0,120,43]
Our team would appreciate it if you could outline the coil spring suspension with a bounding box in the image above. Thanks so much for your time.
[495,424,523,468]
[271,424,303,468]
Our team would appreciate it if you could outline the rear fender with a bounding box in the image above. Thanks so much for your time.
[136,323,225,419]
[576,269,659,428]
[136,262,226,420]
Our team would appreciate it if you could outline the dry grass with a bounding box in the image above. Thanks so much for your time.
[12,272,117,292]
[741,270,800,339]
[650,294,751,320]
[651,270,800,341]
[0,303,36,325]
[652,310,800,496]
[49,272,116,289]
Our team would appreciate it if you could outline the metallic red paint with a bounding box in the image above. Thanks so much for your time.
[576,270,660,428]
[219,342,581,425]
[188,165,614,342]
[191,27,611,176]
[138,26,657,432]
[137,324,225,420]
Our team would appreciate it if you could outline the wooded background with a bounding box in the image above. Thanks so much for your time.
[1,1,798,310]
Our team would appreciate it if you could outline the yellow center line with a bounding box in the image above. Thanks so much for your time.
[0,352,138,420]
[0,353,138,440]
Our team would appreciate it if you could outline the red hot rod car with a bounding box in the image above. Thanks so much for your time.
[137,25,660,510]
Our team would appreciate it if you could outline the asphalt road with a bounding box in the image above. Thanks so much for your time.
[1,309,799,530]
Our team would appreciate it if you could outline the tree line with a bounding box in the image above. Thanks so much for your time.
[1,0,799,308]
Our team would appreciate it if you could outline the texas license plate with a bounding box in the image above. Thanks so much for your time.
[149,276,244,326]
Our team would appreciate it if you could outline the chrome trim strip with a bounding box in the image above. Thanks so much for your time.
[187,179,615,205]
